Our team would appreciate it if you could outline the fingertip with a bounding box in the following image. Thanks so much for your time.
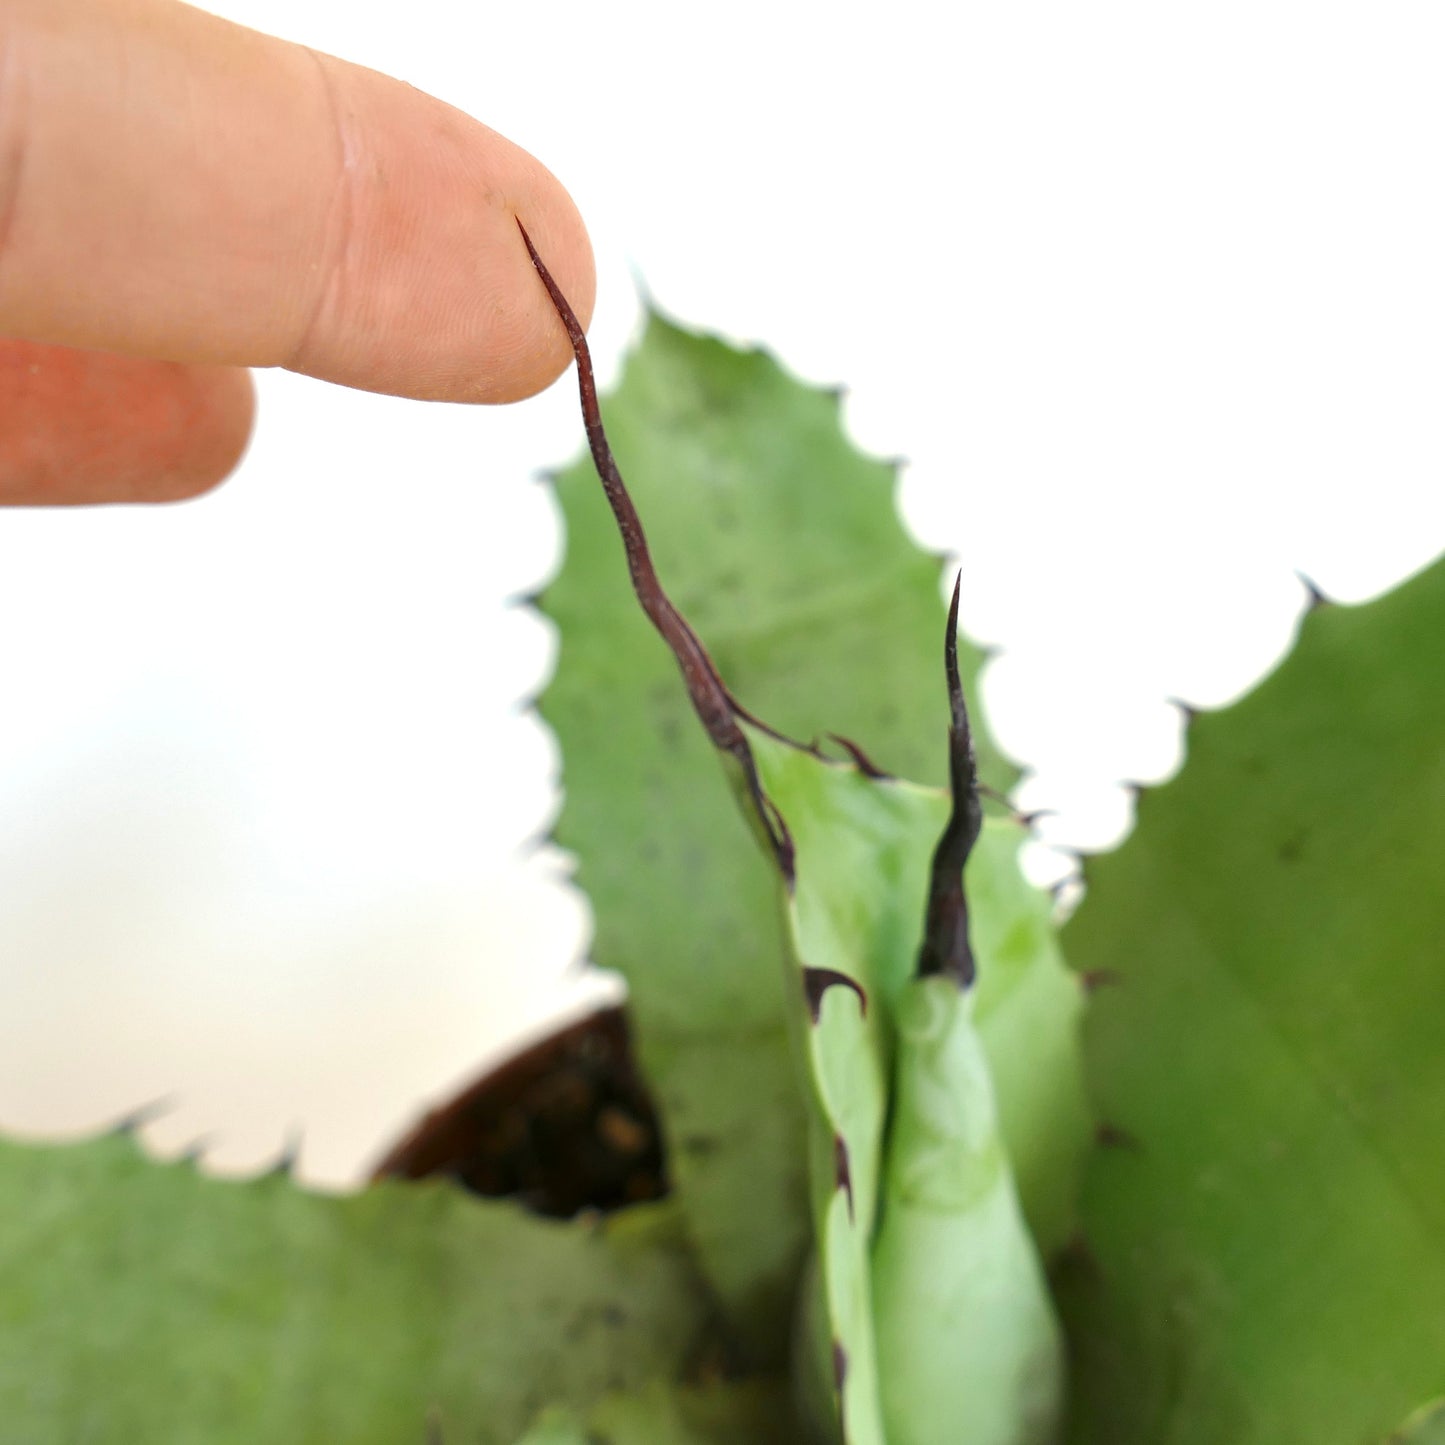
[282,59,597,405]
[480,192,596,404]
[0,1,593,408]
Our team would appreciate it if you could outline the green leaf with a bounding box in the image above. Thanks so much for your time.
[749,732,1065,1445]
[539,310,1080,1362]
[0,1130,712,1444]
[1058,554,1445,1444]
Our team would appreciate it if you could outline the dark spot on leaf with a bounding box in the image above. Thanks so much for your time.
[1096,1122,1142,1152]
[1047,1231,1104,1291]
[803,967,868,1023]
[1081,968,1122,994]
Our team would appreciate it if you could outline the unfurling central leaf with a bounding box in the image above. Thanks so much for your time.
[523,226,1075,1445]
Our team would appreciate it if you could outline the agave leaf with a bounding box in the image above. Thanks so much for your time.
[0,1130,711,1443]
[749,729,1065,1445]
[1058,554,1445,1444]
[539,306,1082,1361]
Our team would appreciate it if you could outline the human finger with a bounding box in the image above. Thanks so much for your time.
[0,0,594,404]
[0,340,254,504]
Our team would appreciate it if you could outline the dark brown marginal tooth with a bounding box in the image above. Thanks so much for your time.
[508,682,555,715]
[519,822,562,854]
[1096,1122,1142,1152]
[1296,569,1333,612]
[1048,874,1080,905]
[915,573,983,988]
[979,781,1055,830]
[803,967,868,1023]
[832,1340,849,1394]
[179,1136,213,1167]
[832,1132,849,1225]
[826,733,891,779]
[265,1130,302,1179]
[1016,807,1058,830]
[1165,695,1202,729]
[1080,968,1123,994]
[833,1134,855,1223]
[108,1095,174,1137]
[518,220,792,876]
[1121,780,1149,805]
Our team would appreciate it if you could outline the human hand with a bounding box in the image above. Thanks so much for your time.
[0,0,594,505]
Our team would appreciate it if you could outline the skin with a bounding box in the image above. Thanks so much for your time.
[0,0,595,504]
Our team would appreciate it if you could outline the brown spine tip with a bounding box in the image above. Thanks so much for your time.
[803,967,868,1024]
[916,573,982,987]
[832,1340,849,1393]
[517,219,792,877]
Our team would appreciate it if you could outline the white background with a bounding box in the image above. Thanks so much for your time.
[2,0,1442,1188]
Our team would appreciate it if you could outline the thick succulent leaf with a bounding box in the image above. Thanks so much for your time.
[540,310,1066,1361]
[0,1130,711,1443]
[748,730,1068,1445]
[1058,554,1445,1444]
[871,978,1062,1445]
[518,1378,796,1444]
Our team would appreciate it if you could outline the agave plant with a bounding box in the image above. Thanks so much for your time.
[1,227,1442,1444]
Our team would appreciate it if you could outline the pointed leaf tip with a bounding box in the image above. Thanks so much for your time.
[521,222,792,876]
[915,571,983,986]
